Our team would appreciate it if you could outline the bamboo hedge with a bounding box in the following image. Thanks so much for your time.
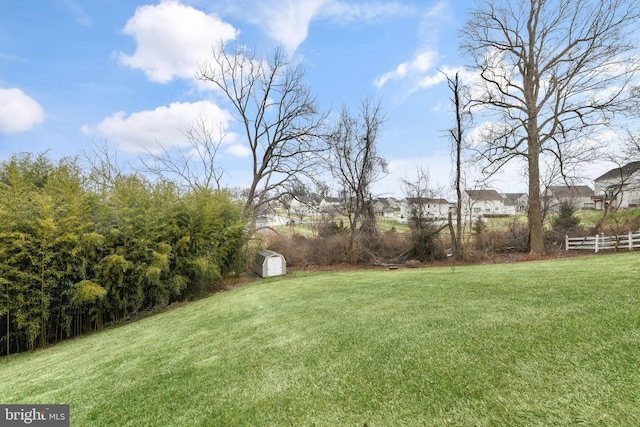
[0,153,248,355]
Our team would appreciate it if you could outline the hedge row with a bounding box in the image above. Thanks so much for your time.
[0,153,248,355]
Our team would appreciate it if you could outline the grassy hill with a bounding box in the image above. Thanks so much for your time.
[1,253,639,425]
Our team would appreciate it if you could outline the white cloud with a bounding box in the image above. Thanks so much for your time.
[117,0,238,83]
[228,0,415,56]
[467,121,514,149]
[374,50,438,88]
[253,0,326,56]
[0,88,44,134]
[373,1,462,90]
[375,52,484,101]
[224,143,251,157]
[321,1,417,24]
[418,65,479,90]
[60,0,92,26]
[416,71,446,89]
[86,101,233,154]
[417,0,451,45]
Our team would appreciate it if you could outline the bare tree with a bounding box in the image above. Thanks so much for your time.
[81,139,125,194]
[197,43,328,222]
[444,71,472,261]
[328,97,387,263]
[622,131,640,162]
[461,0,640,257]
[281,177,314,223]
[139,117,226,193]
[401,167,448,261]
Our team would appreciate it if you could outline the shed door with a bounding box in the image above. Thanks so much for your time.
[266,256,282,276]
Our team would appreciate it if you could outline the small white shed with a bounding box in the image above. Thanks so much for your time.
[254,250,287,278]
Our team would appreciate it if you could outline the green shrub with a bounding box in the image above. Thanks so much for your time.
[552,203,581,235]
[0,153,249,355]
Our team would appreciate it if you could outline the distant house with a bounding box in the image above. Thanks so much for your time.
[372,198,396,218]
[546,185,594,211]
[254,204,288,228]
[254,204,273,229]
[400,197,451,223]
[463,189,507,221]
[593,162,640,209]
[289,196,318,217]
[503,193,529,214]
[319,197,342,214]
[382,197,402,214]
[462,189,527,222]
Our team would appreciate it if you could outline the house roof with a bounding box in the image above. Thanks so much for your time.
[502,193,528,205]
[373,199,394,212]
[373,198,391,206]
[465,189,503,201]
[405,197,450,204]
[548,185,594,197]
[595,162,640,182]
[320,197,341,204]
[502,193,527,206]
[292,195,314,204]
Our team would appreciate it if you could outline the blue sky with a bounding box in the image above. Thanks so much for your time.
[0,0,535,197]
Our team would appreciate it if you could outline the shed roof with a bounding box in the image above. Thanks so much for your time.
[255,249,285,263]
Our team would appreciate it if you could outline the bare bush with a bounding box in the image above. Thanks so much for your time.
[375,229,409,263]
[264,228,410,267]
[266,233,310,267]
[308,234,350,266]
[475,222,529,253]
[406,226,447,262]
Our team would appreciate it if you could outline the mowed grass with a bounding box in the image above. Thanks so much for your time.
[1,254,640,426]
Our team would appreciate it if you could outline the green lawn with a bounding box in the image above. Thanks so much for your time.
[574,207,640,229]
[1,253,640,426]
[272,216,410,236]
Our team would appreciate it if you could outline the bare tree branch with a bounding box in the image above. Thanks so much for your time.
[444,71,473,260]
[139,116,227,193]
[461,0,640,256]
[327,97,387,262]
[80,139,126,193]
[197,42,328,223]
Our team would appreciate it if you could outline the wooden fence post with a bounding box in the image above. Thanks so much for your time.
[565,235,569,251]
[630,231,633,251]
[595,234,599,253]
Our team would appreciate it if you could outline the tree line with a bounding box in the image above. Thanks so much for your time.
[186,0,640,261]
[0,153,248,355]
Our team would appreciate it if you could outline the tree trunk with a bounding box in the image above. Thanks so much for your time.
[528,142,545,257]
[448,211,457,255]
[453,73,465,261]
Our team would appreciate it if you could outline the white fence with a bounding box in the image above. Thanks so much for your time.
[566,231,640,252]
